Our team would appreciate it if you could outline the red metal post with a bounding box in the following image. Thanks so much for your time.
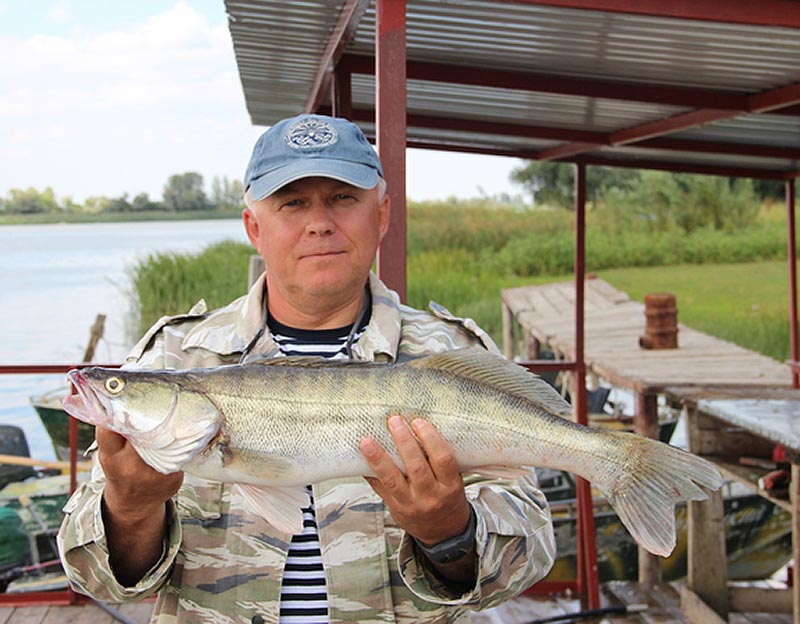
[572,163,600,608]
[788,180,799,388]
[331,69,353,120]
[375,0,407,302]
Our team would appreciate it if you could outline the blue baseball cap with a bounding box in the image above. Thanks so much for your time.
[244,114,384,200]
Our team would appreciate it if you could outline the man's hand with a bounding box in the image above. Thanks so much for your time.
[97,428,183,586]
[98,427,183,517]
[359,416,476,585]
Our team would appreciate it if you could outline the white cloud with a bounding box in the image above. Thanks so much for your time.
[1,2,259,202]
[0,2,519,203]
[47,2,72,23]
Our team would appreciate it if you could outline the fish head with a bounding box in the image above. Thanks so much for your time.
[62,367,222,473]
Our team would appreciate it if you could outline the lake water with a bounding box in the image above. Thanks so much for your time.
[0,220,249,461]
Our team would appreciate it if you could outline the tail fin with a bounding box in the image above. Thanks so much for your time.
[594,432,724,557]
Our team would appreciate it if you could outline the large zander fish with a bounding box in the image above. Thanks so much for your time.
[62,348,722,556]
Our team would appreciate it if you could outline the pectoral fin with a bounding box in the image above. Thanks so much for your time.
[234,484,308,535]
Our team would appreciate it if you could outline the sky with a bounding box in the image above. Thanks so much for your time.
[0,0,524,204]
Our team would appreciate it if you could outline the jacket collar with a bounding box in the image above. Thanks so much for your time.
[181,271,402,362]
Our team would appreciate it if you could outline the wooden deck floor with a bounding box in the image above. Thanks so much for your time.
[0,600,153,624]
[501,278,792,393]
[0,582,791,623]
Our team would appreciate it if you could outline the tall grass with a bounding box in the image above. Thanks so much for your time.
[129,200,795,361]
[130,241,253,333]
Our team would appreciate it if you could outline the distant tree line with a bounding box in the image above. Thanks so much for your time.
[0,172,244,215]
[511,161,791,234]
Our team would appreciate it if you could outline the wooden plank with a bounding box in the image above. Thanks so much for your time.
[117,601,155,622]
[680,586,727,624]
[687,491,728,619]
[5,607,48,624]
[728,586,793,613]
[40,605,109,624]
[502,302,514,359]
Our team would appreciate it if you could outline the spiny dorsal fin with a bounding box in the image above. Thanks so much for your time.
[405,348,572,417]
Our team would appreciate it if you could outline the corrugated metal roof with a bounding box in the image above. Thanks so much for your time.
[224,0,800,178]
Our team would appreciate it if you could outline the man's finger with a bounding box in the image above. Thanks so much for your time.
[387,415,437,487]
[411,418,461,484]
[359,435,410,502]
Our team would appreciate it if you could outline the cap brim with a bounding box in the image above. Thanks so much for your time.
[249,159,380,201]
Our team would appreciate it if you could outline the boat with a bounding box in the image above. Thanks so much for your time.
[0,423,90,594]
[29,314,105,461]
[30,387,95,462]
[537,467,792,583]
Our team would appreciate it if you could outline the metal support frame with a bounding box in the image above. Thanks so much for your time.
[788,181,799,388]
[374,0,407,302]
[572,163,600,608]
[0,364,94,607]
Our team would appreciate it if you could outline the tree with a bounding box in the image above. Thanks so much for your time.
[210,176,245,211]
[510,162,640,209]
[131,193,161,212]
[83,196,111,214]
[598,171,759,233]
[106,194,133,213]
[4,187,59,214]
[162,172,210,212]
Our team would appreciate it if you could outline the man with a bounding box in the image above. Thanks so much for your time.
[58,114,555,623]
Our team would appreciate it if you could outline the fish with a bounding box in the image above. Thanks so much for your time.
[62,347,723,555]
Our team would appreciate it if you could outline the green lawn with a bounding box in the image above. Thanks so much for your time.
[598,261,792,362]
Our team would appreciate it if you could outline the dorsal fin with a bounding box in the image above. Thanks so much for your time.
[405,348,572,417]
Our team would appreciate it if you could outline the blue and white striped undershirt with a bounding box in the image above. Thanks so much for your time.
[268,311,368,624]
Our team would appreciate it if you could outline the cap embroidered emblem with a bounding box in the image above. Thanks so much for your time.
[284,118,338,150]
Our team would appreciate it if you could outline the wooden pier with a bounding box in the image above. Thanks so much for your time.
[502,277,796,622]
[1,581,790,623]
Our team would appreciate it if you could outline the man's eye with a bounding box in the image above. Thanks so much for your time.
[334,193,355,201]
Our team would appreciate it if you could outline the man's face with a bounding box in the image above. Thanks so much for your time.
[243,176,389,312]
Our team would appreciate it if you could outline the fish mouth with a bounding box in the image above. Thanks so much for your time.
[62,369,108,426]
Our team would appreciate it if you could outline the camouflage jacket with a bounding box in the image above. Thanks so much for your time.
[58,273,555,624]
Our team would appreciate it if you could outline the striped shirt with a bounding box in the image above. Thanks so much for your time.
[268,302,370,624]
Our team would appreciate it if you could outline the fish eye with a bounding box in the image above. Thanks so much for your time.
[104,377,125,394]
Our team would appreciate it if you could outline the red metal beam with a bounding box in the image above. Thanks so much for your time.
[749,83,800,114]
[570,154,797,181]
[399,138,796,181]
[539,80,800,161]
[304,0,370,113]
[573,162,600,609]
[609,109,741,146]
[374,0,407,302]
[331,69,353,119]
[504,0,800,29]
[340,53,751,110]
[788,180,799,388]
[330,106,798,179]
[338,107,800,162]
[540,108,741,161]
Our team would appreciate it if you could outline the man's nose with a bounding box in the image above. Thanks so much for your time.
[305,200,335,235]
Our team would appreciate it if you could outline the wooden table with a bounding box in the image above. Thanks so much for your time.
[666,386,799,623]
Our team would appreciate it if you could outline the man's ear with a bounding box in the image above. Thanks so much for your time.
[242,206,261,249]
[378,193,391,243]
